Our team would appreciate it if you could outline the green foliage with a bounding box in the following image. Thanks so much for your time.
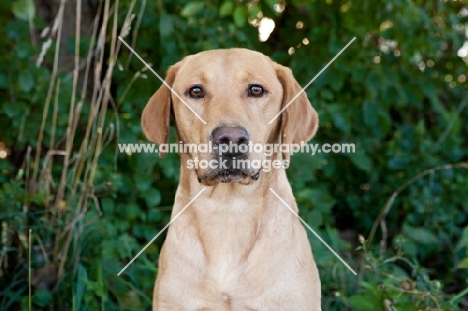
[12,0,35,22]
[1,0,468,310]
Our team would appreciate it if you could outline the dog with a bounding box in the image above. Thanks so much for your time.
[142,48,321,310]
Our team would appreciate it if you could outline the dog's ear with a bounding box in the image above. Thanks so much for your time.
[276,65,319,161]
[141,65,179,157]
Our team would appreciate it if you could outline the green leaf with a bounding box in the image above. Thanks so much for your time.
[456,226,468,250]
[458,257,468,269]
[332,113,351,134]
[403,225,439,246]
[180,1,204,17]
[306,209,322,227]
[248,4,261,20]
[394,302,419,311]
[377,110,391,138]
[424,81,441,110]
[308,189,336,213]
[329,71,344,91]
[118,234,139,258]
[348,151,372,172]
[320,89,334,100]
[101,197,115,215]
[3,102,20,117]
[381,66,399,85]
[0,73,8,89]
[128,203,141,221]
[264,0,277,11]
[401,239,418,257]
[73,264,87,311]
[135,173,152,192]
[148,209,162,222]
[18,71,34,92]
[12,0,36,21]
[348,295,380,311]
[160,14,174,37]
[33,289,52,307]
[360,281,381,297]
[145,188,161,207]
[365,71,379,97]
[363,99,378,128]
[233,6,247,28]
[219,1,234,17]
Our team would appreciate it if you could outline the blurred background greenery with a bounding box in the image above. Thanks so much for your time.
[1,0,467,310]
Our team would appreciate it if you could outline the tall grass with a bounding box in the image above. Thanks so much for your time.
[0,0,144,309]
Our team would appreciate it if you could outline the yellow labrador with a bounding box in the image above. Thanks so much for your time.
[142,48,321,310]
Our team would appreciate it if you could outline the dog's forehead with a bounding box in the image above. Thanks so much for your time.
[175,49,277,82]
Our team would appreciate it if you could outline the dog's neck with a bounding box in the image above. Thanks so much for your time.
[172,152,297,279]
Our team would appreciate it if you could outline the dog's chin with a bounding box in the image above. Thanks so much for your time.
[198,169,260,186]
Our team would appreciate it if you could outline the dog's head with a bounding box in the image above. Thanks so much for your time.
[142,49,318,186]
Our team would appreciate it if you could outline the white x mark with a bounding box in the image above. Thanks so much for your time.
[118,37,207,124]
[268,37,356,124]
[117,188,206,276]
[269,188,357,275]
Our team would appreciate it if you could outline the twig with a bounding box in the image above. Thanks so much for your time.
[367,162,468,254]
[30,0,66,196]
[435,92,468,149]
[125,0,146,69]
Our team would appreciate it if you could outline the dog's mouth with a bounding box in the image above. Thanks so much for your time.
[197,167,260,185]
[193,142,262,185]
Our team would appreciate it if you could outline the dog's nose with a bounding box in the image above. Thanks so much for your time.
[211,126,249,156]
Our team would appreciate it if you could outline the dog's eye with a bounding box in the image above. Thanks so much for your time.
[248,85,264,97]
[189,86,204,98]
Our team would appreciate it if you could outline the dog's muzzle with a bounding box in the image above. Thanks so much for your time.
[196,126,259,185]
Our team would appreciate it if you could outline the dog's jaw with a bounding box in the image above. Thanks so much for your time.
[196,168,261,186]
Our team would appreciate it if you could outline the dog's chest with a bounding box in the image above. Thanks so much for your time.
[193,197,260,294]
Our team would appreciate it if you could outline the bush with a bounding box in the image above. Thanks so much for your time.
[1,0,467,310]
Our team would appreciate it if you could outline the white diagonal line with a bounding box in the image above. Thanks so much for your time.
[268,37,356,124]
[118,36,207,124]
[117,188,206,276]
[269,188,357,275]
